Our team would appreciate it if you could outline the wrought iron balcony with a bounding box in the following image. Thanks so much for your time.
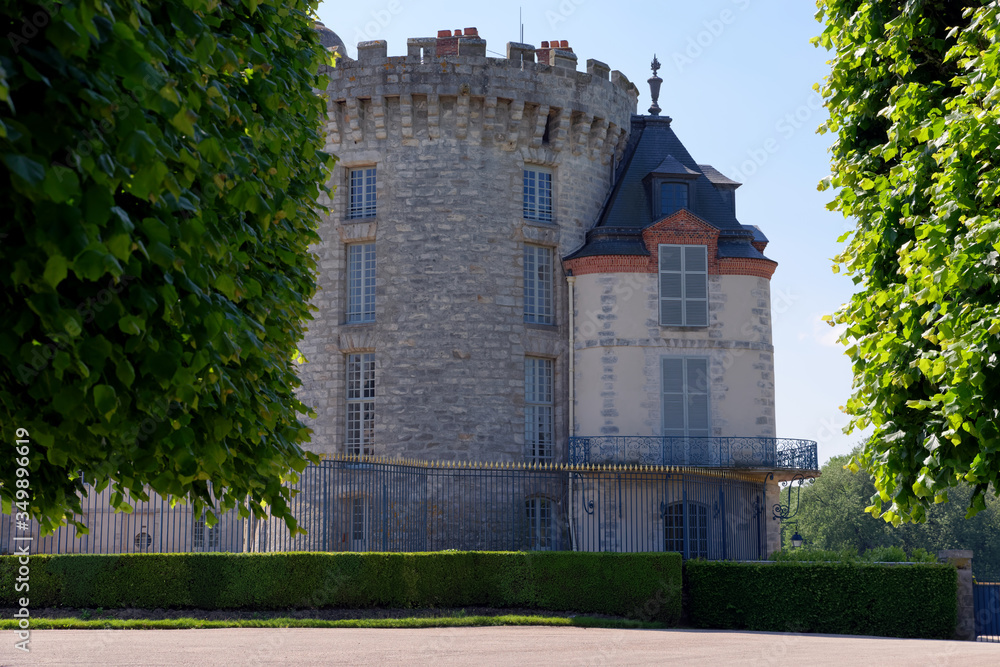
[568,436,818,471]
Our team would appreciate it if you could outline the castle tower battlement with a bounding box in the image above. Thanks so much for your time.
[301,28,639,462]
[323,33,638,164]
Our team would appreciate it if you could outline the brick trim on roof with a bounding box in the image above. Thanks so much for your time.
[564,209,776,279]
[563,254,649,275]
[719,257,777,279]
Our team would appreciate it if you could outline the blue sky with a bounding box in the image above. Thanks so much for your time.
[316,0,871,466]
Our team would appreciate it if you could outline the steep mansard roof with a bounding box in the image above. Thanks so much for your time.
[565,114,769,261]
[698,163,741,187]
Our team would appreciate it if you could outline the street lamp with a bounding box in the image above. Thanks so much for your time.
[791,531,803,549]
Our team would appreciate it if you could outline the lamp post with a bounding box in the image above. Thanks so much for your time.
[791,531,803,549]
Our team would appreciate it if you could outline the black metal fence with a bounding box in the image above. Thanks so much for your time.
[569,436,818,471]
[4,458,768,561]
[974,581,1000,642]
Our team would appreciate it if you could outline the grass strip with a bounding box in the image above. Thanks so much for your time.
[0,615,666,631]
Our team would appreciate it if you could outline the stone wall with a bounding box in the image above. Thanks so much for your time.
[298,36,637,460]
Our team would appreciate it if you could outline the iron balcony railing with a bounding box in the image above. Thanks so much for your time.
[568,436,818,470]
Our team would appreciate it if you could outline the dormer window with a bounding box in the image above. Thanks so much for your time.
[644,155,699,222]
[660,182,689,217]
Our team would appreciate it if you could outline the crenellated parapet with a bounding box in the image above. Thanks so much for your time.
[322,30,638,164]
[303,27,639,463]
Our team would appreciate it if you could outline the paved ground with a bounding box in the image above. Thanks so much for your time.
[1,627,997,666]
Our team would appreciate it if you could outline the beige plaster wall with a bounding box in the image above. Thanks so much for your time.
[572,272,775,438]
[570,473,768,558]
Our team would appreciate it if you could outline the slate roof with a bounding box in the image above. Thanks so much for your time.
[698,164,741,187]
[315,22,347,53]
[562,227,649,260]
[565,114,771,262]
[741,224,769,244]
[717,239,767,259]
[650,155,700,178]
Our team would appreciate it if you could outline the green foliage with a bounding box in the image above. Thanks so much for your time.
[0,551,684,623]
[790,448,1000,579]
[0,616,668,630]
[686,560,957,638]
[0,0,335,533]
[772,546,936,563]
[817,1,1000,523]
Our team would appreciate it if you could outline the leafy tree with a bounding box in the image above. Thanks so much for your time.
[816,1,1000,523]
[0,0,334,534]
[791,448,1000,579]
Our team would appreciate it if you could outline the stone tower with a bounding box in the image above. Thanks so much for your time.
[300,29,638,461]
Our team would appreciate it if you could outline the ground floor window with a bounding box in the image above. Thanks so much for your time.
[351,496,368,550]
[193,512,220,551]
[526,497,554,550]
[664,502,708,559]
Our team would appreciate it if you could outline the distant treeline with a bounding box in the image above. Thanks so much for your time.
[786,446,1000,581]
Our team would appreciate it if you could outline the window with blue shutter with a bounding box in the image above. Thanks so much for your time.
[659,244,708,326]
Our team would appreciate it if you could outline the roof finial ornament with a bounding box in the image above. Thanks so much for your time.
[648,54,662,116]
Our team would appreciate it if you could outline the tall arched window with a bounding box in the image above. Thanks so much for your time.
[664,501,708,559]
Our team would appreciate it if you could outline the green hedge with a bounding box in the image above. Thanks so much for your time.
[0,551,682,624]
[686,560,956,638]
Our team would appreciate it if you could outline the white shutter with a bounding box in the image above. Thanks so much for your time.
[686,358,710,437]
[659,245,708,326]
[684,246,708,327]
[659,246,683,326]
[684,245,707,272]
[662,357,710,438]
[661,358,685,436]
[660,245,682,271]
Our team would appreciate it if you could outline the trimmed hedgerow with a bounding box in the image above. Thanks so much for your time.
[0,551,682,624]
[685,560,956,638]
